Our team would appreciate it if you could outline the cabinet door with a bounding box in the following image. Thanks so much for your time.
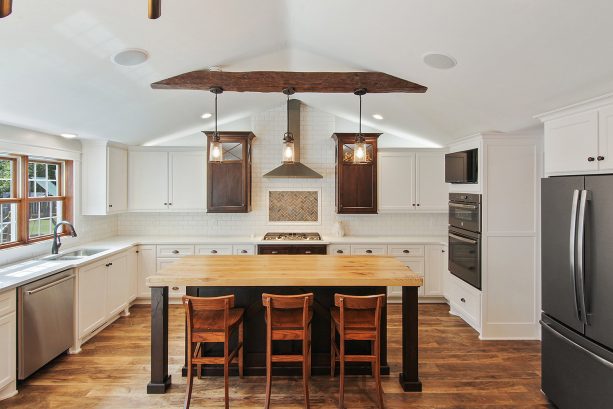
[157,259,185,297]
[170,151,205,210]
[378,152,415,212]
[598,105,613,172]
[107,146,128,213]
[78,261,107,337]
[128,151,169,211]
[0,311,15,390]
[137,245,157,298]
[544,111,598,174]
[126,248,138,302]
[106,253,129,317]
[416,152,447,211]
[425,245,445,296]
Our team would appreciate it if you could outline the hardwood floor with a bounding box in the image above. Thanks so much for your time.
[2,304,551,408]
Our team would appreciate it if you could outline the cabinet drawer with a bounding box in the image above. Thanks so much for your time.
[0,290,16,317]
[233,245,255,255]
[350,245,388,256]
[446,273,481,323]
[329,245,351,256]
[168,285,186,297]
[195,245,233,255]
[388,244,424,257]
[156,245,195,258]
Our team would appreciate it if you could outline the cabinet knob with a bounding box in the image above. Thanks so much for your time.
[109,204,113,208]
[412,204,416,207]
[416,203,420,207]
[172,250,179,254]
[241,250,248,254]
[403,250,410,254]
[588,157,595,162]
[172,286,179,291]
[169,203,173,206]
[366,249,373,254]
[597,156,605,161]
[271,251,279,254]
[211,250,218,254]
[164,203,168,205]
[336,250,344,254]
[460,297,466,303]
[442,249,446,253]
[305,250,312,254]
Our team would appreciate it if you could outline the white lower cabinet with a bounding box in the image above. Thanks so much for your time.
[329,245,351,256]
[127,247,138,302]
[0,290,16,400]
[445,272,482,331]
[106,253,129,318]
[425,244,446,296]
[137,245,157,298]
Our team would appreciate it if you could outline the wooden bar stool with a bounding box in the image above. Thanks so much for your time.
[330,293,386,409]
[262,293,314,409]
[182,295,244,409]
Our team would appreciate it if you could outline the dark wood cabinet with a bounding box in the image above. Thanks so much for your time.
[257,244,328,255]
[332,133,381,214]
[205,132,255,213]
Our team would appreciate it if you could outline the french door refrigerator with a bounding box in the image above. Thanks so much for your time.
[542,175,613,408]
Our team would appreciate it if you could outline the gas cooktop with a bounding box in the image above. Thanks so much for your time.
[262,232,322,241]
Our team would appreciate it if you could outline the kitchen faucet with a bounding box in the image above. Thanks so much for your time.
[51,221,77,254]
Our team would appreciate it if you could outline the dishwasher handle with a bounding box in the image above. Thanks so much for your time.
[25,275,75,295]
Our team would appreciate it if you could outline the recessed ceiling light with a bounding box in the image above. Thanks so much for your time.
[423,53,457,69]
[112,49,149,67]
[201,112,212,119]
[60,133,77,139]
[372,114,384,120]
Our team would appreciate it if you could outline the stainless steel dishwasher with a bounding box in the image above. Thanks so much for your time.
[17,269,75,380]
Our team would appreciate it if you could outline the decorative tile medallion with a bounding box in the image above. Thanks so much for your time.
[269,191,319,222]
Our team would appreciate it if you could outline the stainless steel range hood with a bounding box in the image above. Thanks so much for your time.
[263,99,323,179]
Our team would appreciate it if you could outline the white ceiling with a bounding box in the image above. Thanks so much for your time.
[1,0,613,147]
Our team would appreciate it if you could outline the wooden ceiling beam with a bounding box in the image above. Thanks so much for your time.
[151,71,427,94]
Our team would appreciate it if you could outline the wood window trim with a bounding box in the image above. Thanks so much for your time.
[0,155,73,250]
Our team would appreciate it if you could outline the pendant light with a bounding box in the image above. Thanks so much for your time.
[281,87,296,163]
[0,0,12,18]
[353,88,368,164]
[208,87,223,163]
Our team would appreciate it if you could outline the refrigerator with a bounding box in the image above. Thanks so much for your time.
[542,175,613,408]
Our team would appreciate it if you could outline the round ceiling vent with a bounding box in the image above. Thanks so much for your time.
[112,49,149,66]
[422,53,457,69]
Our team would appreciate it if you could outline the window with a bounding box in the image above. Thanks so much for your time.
[0,155,73,249]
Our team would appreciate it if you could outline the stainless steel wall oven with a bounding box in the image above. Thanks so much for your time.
[448,193,482,289]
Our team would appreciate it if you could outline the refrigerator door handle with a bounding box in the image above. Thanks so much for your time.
[569,189,581,321]
[576,189,589,324]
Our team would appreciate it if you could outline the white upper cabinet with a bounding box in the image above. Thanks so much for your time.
[82,141,128,215]
[415,152,448,211]
[378,150,447,212]
[169,151,205,210]
[128,149,205,212]
[544,111,598,174]
[539,97,613,176]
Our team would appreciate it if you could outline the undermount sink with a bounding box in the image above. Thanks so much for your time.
[48,249,108,261]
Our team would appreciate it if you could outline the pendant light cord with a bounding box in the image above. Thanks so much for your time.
[214,91,218,140]
[359,93,362,135]
[287,93,290,135]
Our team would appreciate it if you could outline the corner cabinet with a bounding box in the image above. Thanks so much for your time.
[332,133,380,214]
[205,132,255,213]
[82,141,128,215]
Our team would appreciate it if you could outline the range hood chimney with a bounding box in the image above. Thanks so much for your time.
[263,99,323,179]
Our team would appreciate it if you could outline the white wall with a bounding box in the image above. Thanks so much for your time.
[0,124,118,266]
[117,104,448,236]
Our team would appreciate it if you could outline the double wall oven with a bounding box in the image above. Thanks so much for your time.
[448,193,482,290]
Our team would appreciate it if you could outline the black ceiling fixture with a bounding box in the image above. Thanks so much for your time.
[0,0,12,18]
[148,0,161,19]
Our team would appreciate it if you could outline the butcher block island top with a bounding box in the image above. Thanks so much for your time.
[146,255,423,287]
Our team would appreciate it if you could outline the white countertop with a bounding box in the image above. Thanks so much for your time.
[0,234,446,293]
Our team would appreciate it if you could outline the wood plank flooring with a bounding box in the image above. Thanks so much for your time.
[2,304,552,408]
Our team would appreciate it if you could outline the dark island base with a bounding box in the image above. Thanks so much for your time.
[182,286,390,377]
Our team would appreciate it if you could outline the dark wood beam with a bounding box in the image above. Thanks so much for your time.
[151,71,427,94]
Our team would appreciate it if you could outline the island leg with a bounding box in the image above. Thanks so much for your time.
[147,286,171,394]
[398,286,422,392]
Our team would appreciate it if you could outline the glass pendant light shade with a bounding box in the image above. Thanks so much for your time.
[208,87,223,163]
[353,88,369,164]
[282,133,295,163]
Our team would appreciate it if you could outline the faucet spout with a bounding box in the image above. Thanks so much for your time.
[51,221,77,255]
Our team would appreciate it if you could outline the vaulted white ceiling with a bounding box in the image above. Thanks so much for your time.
[1,0,613,147]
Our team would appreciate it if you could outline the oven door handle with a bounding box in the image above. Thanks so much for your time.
[449,203,478,210]
[449,233,478,244]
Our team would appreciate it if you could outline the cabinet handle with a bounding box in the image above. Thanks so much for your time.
[366,250,373,254]
[442,249,446,253]
[136,250,139,254]
[336,250,344,254]
[460,297,466,303]
[211,250,218,254]
[169,203,173,206]
[403,250,410,254]
[597,156,605,161]
[105,262,113,267]
[109,204,113,208]
[241,250,248,254]
[588,157,595,162]
[172,250,179,254]
[412,204,416,207]
[164,203,168,206]
[416,203,420,206]
[305,250,312,254]
[271,251,279,254]
[172,286,179,291]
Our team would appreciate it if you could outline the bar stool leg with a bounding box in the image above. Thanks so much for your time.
[374,338,384,409]
[184,343,194,409]
[265,335,272,409]
[330,320,336,377]
[224,342,230,409]
[371,341,376,377]
[239,320,244,378]
[303,333,311,408]
[339,339,345,409]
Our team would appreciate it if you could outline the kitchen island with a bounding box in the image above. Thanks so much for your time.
[146,255,423,393]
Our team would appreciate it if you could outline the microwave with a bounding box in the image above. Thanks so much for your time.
[445,149,478,184]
